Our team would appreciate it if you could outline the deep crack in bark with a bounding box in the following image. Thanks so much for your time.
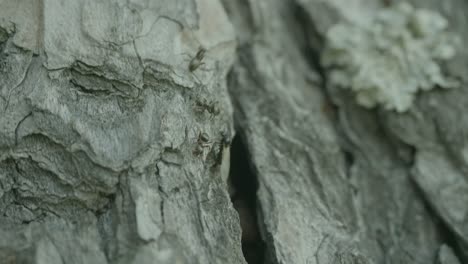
[410,175,467,262]
[229,134,266,264]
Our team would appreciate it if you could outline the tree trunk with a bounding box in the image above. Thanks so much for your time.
[0,0,466,263]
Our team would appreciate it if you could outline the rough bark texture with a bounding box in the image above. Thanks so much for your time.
[0,0,467,264]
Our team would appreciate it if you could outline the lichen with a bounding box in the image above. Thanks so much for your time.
[322,2,460,112]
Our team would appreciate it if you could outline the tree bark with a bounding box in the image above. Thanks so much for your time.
[0,0,466,264]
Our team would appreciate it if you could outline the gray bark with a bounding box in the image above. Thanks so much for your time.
[0,0,467,264]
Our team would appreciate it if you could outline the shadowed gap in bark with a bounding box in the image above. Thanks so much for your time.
[293,3,325,79]
[229,134,266,264]
[410,177,466,262]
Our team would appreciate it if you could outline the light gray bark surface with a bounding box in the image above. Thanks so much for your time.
[0,0,467,264]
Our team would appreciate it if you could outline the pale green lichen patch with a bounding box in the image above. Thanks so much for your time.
[322,2,460,112]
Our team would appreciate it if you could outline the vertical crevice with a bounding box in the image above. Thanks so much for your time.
[293,3,325,80]
[229,134,266,264]
[96,192,117,262]
[410,178,467,263]
[293,2,342,125]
